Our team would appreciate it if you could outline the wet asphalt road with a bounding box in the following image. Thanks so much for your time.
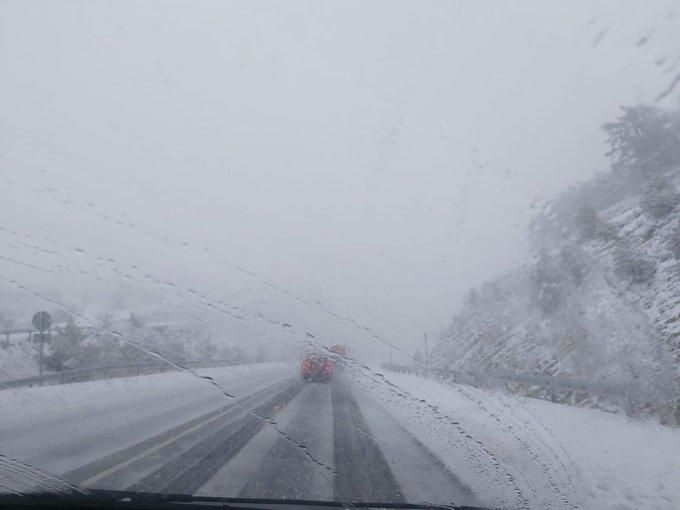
[61,375,478,506]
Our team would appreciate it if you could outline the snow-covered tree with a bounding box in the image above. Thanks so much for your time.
[129,311,144,328]
[612,245,655,283]
[603,105,680,173]
[530,253,565,315]
[639,178,680,219]
[255,346,268,363]
[574,206,616,241]
[43,318,88,371]
[196,335,217,361]
[97,311,114,330]
[667,229,680,260]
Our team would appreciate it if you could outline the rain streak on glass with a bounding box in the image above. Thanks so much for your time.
[1,2,680,510]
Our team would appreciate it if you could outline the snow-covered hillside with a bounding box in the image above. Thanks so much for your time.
[434,105,680,422]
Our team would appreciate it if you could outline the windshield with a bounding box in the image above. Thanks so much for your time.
[1,1,680,509]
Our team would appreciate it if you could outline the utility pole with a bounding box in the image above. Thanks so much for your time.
[424,333,430,377]
[32,311,52,380]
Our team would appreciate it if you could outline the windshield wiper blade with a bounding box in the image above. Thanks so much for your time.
[0,489,491,510]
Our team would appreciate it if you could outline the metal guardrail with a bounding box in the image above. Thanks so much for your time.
[381,363,646,398]
[1,326,100,349]
[380,362,679,424]
[0,360,238,391]
[1,325,109,339]
[1,328,36,335]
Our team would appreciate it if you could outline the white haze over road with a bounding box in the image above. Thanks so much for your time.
[2,1,679,359]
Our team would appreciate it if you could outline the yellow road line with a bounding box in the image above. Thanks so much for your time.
[80,406,239,487]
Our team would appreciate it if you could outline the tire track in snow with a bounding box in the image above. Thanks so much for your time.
[448,380,580,509]
[351,367,530,510]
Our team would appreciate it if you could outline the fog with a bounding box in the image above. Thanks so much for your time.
[2,1,679,360]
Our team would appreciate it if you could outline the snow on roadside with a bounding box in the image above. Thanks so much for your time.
[0,363,295,491]
[355,368,680,510]
[0,339,39,381]
[0,362,292,428]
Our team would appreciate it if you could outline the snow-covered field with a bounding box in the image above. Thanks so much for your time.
[357,369,680,510]
[0,339,38,381]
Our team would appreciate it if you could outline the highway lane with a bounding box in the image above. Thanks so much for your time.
[0,364,293,474]
[0,365,480,507]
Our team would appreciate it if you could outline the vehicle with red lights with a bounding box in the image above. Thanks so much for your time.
[300,352,336,382]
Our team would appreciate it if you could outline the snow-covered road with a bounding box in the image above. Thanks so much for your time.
[1,362,678,510]
[0,363,479,507]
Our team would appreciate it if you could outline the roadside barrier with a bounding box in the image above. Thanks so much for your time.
[0,360,239,391]
[380,362,679,425]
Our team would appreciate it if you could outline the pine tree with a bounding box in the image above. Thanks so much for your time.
[602,105,680,173]
[43,318,87,371]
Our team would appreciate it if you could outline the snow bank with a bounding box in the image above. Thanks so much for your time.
[0,362,292,424]
[357,369,680,510]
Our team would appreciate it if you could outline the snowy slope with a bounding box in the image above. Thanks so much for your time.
[597,189,680,361]
[434,165,680,420]
[356,369,680,510]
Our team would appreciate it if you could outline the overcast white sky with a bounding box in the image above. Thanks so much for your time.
[2,1,679,360]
